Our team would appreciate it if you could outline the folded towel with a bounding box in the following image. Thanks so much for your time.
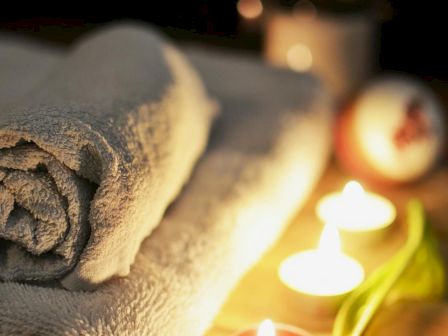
[0,30,333,335]
[0,24,215,290]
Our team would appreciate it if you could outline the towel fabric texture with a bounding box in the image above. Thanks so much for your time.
[0,25,333,335]
[0,26,215,290]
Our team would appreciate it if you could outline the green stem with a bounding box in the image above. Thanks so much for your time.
[333,199,439,336]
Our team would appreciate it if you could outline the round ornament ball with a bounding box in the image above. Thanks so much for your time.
[335,76,445,185]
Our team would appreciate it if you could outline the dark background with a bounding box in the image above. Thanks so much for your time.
[0,0,446,81]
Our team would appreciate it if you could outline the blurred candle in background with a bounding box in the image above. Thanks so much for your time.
[264,0,378,101]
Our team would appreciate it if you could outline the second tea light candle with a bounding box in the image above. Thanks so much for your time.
[316,181,396,243]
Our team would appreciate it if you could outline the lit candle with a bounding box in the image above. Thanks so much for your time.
[233,319,312,336]
[279,224,364,297]
[316,181,396,240]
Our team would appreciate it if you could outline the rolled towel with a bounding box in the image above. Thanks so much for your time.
[0,24,215,290]
[0,34,333,335]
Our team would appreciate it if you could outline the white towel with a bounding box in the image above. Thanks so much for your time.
[0,30,333,335]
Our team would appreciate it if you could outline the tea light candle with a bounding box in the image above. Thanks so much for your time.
[316,181,396,235]
[233,319,312,336]
[279,224,364,297]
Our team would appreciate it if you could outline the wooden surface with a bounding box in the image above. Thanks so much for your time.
[205,160,448,336]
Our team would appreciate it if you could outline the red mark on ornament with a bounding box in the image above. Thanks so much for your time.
[394,98,431,149]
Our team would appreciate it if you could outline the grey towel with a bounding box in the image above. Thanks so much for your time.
[0,29,333,335]
[0,25,215,290]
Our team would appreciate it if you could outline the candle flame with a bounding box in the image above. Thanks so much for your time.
[342,181,366,205]
[318,224,341,254]
[257,319,276,336]
[343,180,365,199]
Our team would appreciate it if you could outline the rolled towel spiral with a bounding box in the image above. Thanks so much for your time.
[0,144,94,280]
[0,23,215,290]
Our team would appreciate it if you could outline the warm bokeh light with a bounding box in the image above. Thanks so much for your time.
[286,43,313,72]
[237,0,263,20]
[257,319,276,336]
